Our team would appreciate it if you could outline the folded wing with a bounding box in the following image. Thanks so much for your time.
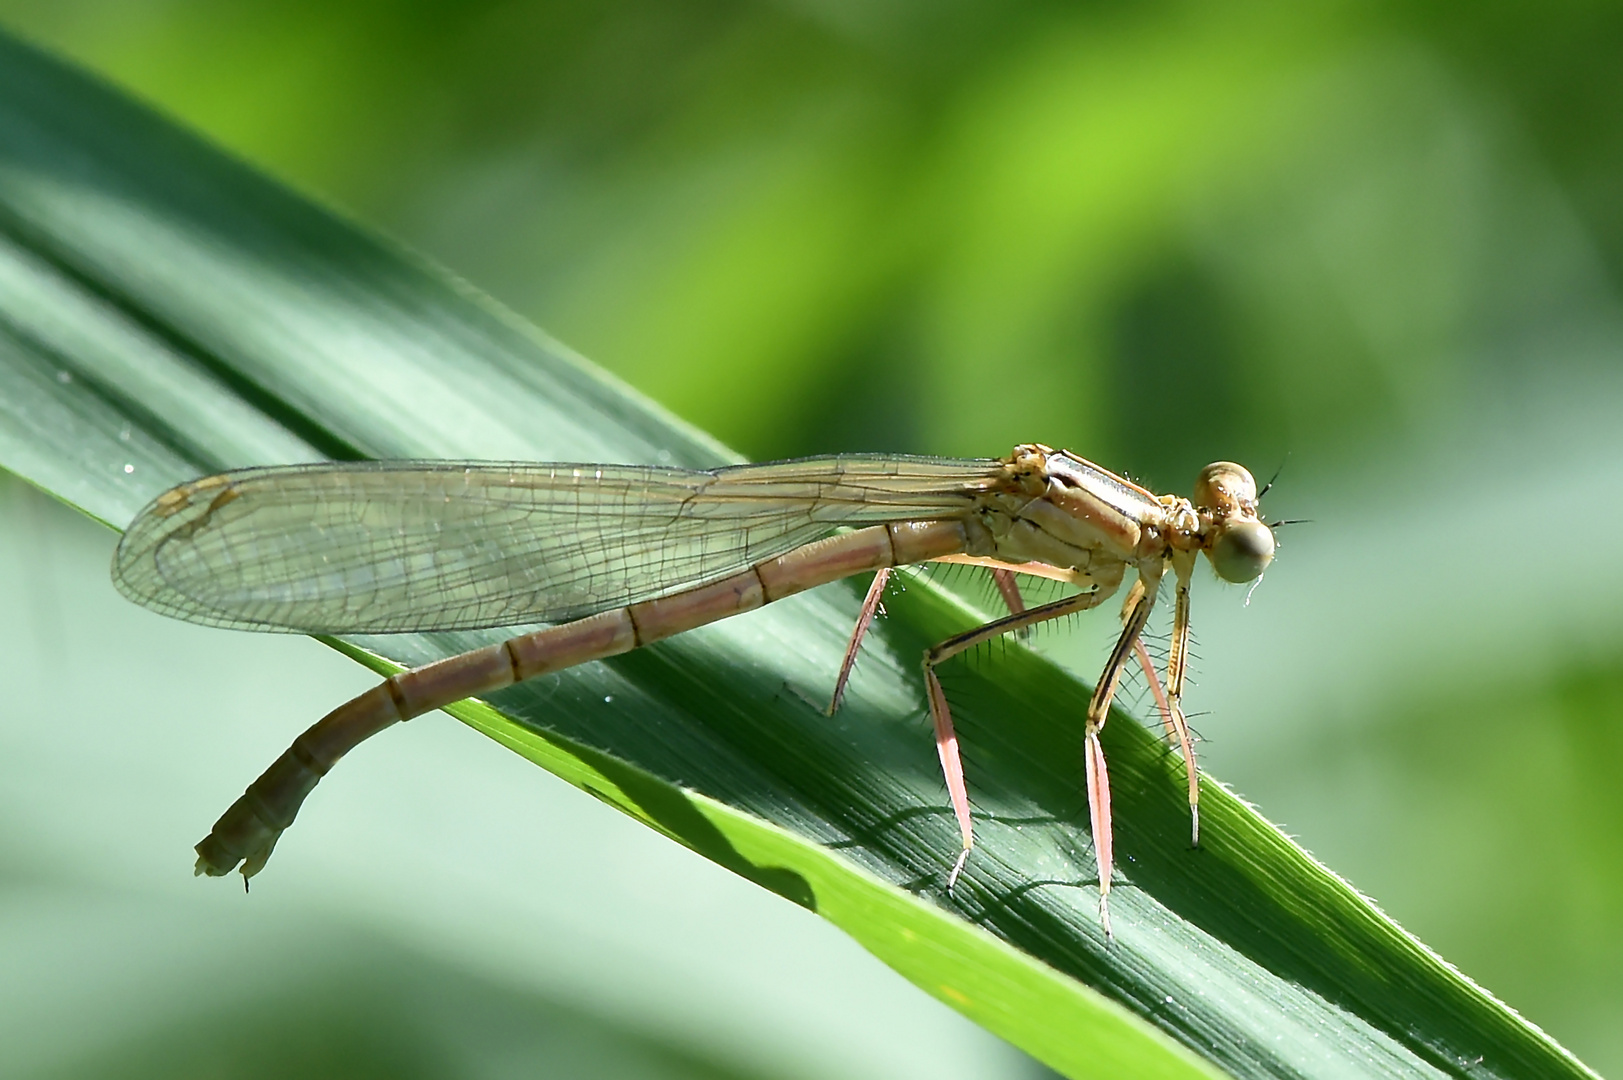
[113,456,1000,633]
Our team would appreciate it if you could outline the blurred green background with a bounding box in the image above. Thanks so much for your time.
[2,1,1621,1076]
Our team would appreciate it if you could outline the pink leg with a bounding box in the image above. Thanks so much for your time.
[1166,554,1200,846]
[989,566,1026,615]
[1131,638,1198,845]
[827,567,891,715]
[1132,640,1174,741]
[1084,727,1113,938]
[926,665,974,890]
[1080,569,1160,937]
[921,583,1120,892]
[833,563,1029,717]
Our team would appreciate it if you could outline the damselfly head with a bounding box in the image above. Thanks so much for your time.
[1194,462,1275,583]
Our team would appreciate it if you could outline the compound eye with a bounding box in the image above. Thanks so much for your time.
[1209,520,1275,583]
[1193,462,1258,512]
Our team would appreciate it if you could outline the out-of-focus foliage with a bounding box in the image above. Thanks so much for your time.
[10,0,1622,474]
[10,917,772,1080]
[3,0,1622,1075]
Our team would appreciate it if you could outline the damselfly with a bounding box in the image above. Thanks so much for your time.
[114,444,1274,934]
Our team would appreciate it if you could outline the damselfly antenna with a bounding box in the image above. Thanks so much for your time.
[1256,455,1289,501]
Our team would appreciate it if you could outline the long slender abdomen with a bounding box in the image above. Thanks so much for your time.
[195,519,970,879]
[194,612,634,878]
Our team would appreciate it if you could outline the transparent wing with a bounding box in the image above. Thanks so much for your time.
[113,456,1002,633]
